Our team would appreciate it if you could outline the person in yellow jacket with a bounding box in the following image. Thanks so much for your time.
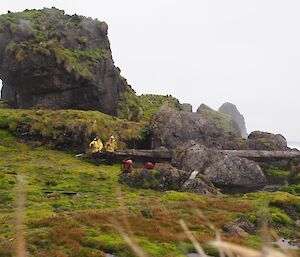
[105,135,117,165]
[89,136,103,165]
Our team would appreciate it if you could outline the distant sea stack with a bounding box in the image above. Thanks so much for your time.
[0,8,140,119]
[219,102,248,138]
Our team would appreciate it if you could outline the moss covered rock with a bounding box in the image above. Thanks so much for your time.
[0,8,139,118]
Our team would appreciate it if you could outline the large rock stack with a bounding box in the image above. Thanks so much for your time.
[0,8,140,119]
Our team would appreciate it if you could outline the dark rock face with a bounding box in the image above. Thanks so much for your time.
[149,106,240,150]
[219,102,248,138]
[246,131,288,150]
[0,8,136,116]
[204,156,266,189]
[171,141,223,173]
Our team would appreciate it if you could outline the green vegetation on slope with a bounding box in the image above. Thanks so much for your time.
[0,108,146,151]
[197,104,238,134]
[0,130,299,256]
[0,8,109,79]
[138,94,183,121]
[117,90,143,122]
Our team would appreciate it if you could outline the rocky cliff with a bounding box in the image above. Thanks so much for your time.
[0,8,140,119]
[219,102,248,138]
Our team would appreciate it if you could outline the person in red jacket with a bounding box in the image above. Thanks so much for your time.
[145,161,154,170]
[122,159,133,173]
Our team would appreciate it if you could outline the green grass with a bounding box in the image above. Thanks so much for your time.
[0,129,299,256]
[138,94,183,122]
[265,169,290,184]
[0,108,147,151]
[0,8,109,80]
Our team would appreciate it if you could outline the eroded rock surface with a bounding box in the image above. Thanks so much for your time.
[171,141,222,172]
[204,156,266,189]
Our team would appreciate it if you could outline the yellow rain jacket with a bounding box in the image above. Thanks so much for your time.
[105,138,117,153]
[89,138,103,153]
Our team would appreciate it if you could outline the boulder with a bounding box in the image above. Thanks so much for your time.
[0,8,140,119]
[204,156,266,189]
[219,102,248,138]
[119,163,217,195]
[149,105,240,150]
[246,131,288,150]
[180,178,218,195]
[197,104,241,136]
[119,163,189,191]
[171,141,223,173]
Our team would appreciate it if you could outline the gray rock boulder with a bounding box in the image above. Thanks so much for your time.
[119,163,217,195]
[197,104,241,136]
[204,156,266,189]
[180,178,218,195]
[119,163,189,191]
[171,141,223,172]
[246,131,288,150]
[149,105,240,150]
[219,102,248,138]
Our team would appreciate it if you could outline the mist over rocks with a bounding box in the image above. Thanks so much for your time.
[0,8,139,118]
[219,102,248,138]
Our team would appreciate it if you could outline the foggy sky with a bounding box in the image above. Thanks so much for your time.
[0,0,299,141]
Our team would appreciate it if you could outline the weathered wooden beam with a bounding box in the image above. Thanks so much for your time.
[219,150,300,159]
[114,149,300,161]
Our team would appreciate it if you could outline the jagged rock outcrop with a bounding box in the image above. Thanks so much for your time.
[219,102,248,138]
[197,104,241,136]
[181,103,192,112]
[204,156,266,189]
[149,105,241,150]
[0,8,140,119]
[246,131,288,150]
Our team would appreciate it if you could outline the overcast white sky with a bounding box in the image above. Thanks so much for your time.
[0,0,299,142]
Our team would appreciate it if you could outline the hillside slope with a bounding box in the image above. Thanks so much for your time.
[0,129,299,256]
